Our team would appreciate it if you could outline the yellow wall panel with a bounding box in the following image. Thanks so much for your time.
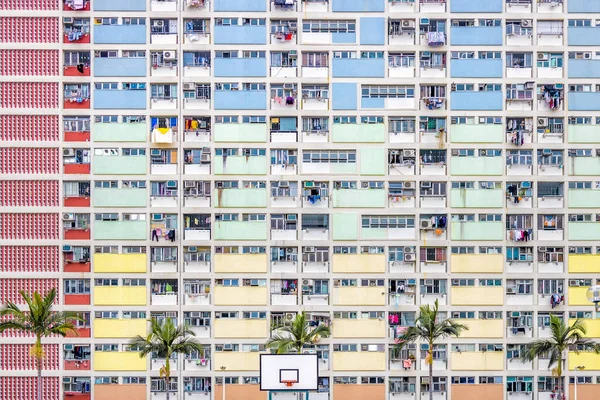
[455,319,504,339]
[569,352,600,370]
[451,352,504,371]
[332,352,386,371]
[93,253,147,273]
[451,287,504,306]
[569,319,600,338]
[93,319,147,338]
[333,287,386,306]
[332,254,386,274]
[332,319,386,338]
[568,255,600,273]
[214,254,268,273]
[214,319,268,338]
[569,287,590,306]
[214,286,268,306]
[93,287,147,306]
[214,352,260,371]
[450,254,503,273]
[93,352,146,371]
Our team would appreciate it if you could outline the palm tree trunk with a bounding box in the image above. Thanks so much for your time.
[428,351,433,400]
[35,336,42,400]
[165,356,171,400]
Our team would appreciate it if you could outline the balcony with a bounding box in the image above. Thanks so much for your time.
[214,90,267,110]
[450,254,503,273]
[214,286,268,306]
[93,253,147,273]
[568,189,600,208]
[451,352,504,371]
[213,220,268,241]
[450,26,503,46]
[450,221,504,241]
[450,188,504,208]
[93,25,146,44]
[213,155,267,175]
[214,58,266,77]
[214,253,268,273]
[450,0,502,12]
[568,93,600,111]
[214,319,268,338]
[94,58,146,77]
[332,287,386,306]
[451,287,504,306]
[94,220,147,240]
[332,58,385,78]
[93,319,146,338]
[214,123,267,143]
[451,92,503,111]
[450,156,504,176]
[93,155,147,175]
[93,89,147,110]
[450,124,503,143]
[450,59,503,78]
[214,25,267,45]
[332,318,386,338]
[94,352,146,371]
[332,189,386,208]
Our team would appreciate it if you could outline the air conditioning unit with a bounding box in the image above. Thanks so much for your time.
[421,220,432,229]
[151,149,162,156]
[283,83,294,90]
[521,20,532,28]
[538,247,547,252]
[420,18,430,25]
[596,149,600,157]
[223,344,233,351]
[153,20,165,27]
[63,148,75,157]
[303,279,313,286]
[166,180,177,188]
[184,181,196,188]
[305,246,315,252]
[63,245,73,252]
[584,53,592,59]
[333,280,341,287]
[188,246,198,252]
[538,118,548,126]
[451,149,459,156]
[200,154,211,163]
[421,181,431,188]
[404,253,416,262]
[303,349,317,354]
[285,214,297,221]
[569,279,580,286]
[63,213,75,221]
[480,150,487,156]
[361,181,369,188]
[403,181,414,189]
[163,51,176,60]
[63,17,74,24]
[542,149,552,156]
[403,150,416,157]
[537,53,548,61]
[285,313,295,320]
[152,213,164,221]
[280,181,289,187]
[506,287,516,294]
[183,83,196,91]
[402,20,415,28]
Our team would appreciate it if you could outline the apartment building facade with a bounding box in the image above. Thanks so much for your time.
[2,0,600,399]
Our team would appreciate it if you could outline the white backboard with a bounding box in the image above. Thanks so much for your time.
[260,354,319,391]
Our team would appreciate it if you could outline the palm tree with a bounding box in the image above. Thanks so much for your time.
[394,299,468,400]
[266,311,331,354]
[129,318,204,400]
[0,289,81,400]
[521,316,600,400]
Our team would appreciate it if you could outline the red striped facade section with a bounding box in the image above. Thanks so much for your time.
[0,82,59,109]
[0,344,59,370]
[0,50,59,76]
[0,0,59,10]
[0,246,59,272]
[0,18,59,43]
[0,148,59,174]
[0,214,59,240]
[0,115,59,141]
[0,279,59,304]
[0,181,59,207]
[0,377,59,400]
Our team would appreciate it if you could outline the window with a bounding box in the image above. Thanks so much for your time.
[420,247,447,262]
[361,215,415,229]
[64,279,90,294]
[303,150,356,164]
[421,377,447,393]
[362,85,415,98]
[420,279,447,294]
[302,20,355,33]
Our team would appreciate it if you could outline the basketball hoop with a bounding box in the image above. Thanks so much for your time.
[282,380,297,388]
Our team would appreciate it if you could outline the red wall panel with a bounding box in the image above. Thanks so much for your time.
[0,278,59,304]
[0,50,59,76]
[0,180,59,207]
[0,344,58,370]
[0,82,59,109]
[0,246,59,273]
[0,148,59,174]
[0,115,59,141]
[0,0,59,10]
[0,377,59,400]
[0,18,59,43]
[0,213,59,240]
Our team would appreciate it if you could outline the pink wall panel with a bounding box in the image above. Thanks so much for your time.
[0,50,59,76]
[0,344,59,370]
[0,279,59,304]
[0,0,59,10]
[0,181,59,207]
[0,82,59,109]
[0,18,59,43]
[0,246,60,273]
[0,213,59,240]
[0,115,59,141]
[0,148,59,174]
[0,377,59,400]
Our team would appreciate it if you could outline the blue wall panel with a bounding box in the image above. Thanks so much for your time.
[450,0,502,12]
[450,27,503,46]
[451,92,503,111]
[332,0,384,12]
[214,0,266,11]
[332,32,356,44]
[450,59,503,78]
[568,0,600,12]
[361,98,385,109]
[360,18,385,45]
[568,28,600,46]
[332,59,385,78]
[213,26,267,45]
[94,26,146,44]
[568,93,600,111]
[332,83,357,110]
[214,91,267,110]
[214,58,267,77]
[568,60,600,78]
[94,58,147,77]
[94,0,146,11]
[94,90,147,109]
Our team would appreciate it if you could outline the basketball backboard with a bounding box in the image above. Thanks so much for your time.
[259,354,319,391]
